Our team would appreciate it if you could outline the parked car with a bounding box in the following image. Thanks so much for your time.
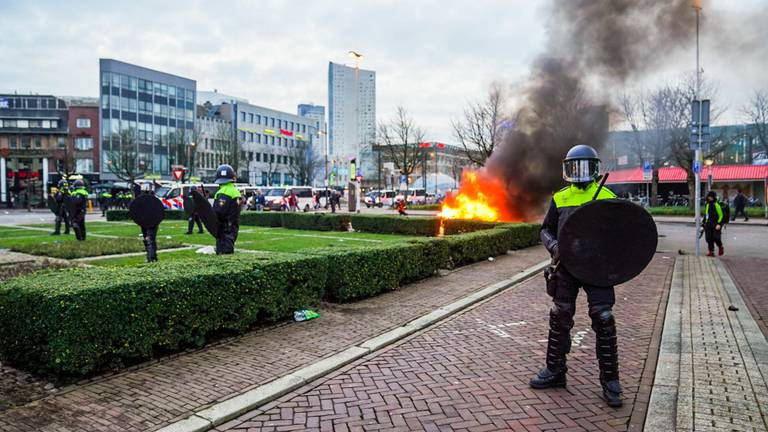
[379,190,397,207]
[405,188,428,205]
[363,191,384,208]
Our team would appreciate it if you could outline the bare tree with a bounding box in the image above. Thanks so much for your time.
[168,124,203,181]
[451,83,511,166]
[214,122,243,177]
[105,128,147,185]
[619,86,687,205]
[264,153,278,186]
[378,106,426,190]
[287,141,322,186]
[54,140,77,179]
[742,89,768,155]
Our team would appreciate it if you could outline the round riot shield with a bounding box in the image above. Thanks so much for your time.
[191,190,218,238]
[47,195,60,215]
[128,194,165,228]
[183,194,196,217]
[558,199,657,287]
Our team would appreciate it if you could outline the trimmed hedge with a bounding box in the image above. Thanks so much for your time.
[646,206,765,218]
[0,222,540,376]
[106,209,186,221]
[0,252,326,375]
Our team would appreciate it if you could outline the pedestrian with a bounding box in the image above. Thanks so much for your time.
[212,164,242,254]
[732,189,749,221]
[530,144,623,408]
[51,179,71,235]
[313,192,320,209]
[703,190,725,256]
[396,199,408,216]
[256,190,266,211]
[288,190,299,212]
[303,203,310,212]
[330,190,338,213]
[69,179,89,241]
[185,185,204,234]
[139,183,159,262]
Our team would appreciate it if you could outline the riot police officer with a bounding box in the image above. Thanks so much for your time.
[212,164,242,254]
[530,145,623,408]
[51,179,71,235]
[703,190,725,256]
[185,185,204,234]
[69,179,89,241]
[140,183,159,262]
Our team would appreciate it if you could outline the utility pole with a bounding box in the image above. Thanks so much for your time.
[693,0,703,257]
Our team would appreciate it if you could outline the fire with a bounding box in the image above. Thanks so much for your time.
[440,170,519,222]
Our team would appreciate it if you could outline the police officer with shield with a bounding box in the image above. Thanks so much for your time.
[185,185,204,234]
[529,145,623,407]
[69,179,89,241]
[51,179,71,235]
[212,164,242,254]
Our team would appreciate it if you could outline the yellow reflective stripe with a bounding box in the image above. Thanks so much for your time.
[264,129,275,134]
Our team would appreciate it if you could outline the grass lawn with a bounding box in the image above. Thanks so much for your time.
[1,220,415,263]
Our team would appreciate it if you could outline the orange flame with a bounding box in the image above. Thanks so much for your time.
[439,170,521,222]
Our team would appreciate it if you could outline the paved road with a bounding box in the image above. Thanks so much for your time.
[217,255,674,432]
[656,222,768,259]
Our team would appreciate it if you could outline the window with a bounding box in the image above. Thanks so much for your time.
[256,134,261,144]
[9,137,16,148]
[101,72,110,86]
[249,113,254,123]
[241,112,246,121]
[76,158,94,173]
[76,118,91,128]
[75,137,93,150]
[57,137,66,148]
[3,119,16,128]
[248,132,253,142]
[255,153,261,162]
[239,131,246,141]
[256,114,261,124]
[17,119,28,128]
[270,118,275,127]
[34,138,41,148]
[277,155,282,164]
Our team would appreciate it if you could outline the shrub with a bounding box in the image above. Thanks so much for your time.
[409,204,441,211]
[0,252,327,375]
[645,206,764,218]
[349,214,441,236]
[106,209,186,221]
[11,237,183,259]
[444,223,540,267]
[442,219,499,235]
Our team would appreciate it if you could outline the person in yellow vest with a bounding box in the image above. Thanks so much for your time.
[212,164,242,254]
[530,145,623,408]
[703,190,725,256]
[69,179,89,241]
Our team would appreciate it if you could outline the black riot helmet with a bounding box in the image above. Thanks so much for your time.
[57,179,68,188]
[563,145,601,184]
[72,179,85,188]
[214,164,236,184]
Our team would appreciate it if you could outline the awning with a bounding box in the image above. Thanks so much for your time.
[606,165,768,184]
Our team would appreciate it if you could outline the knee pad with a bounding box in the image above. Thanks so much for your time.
[590,309,616,334]
[550,303,575,330]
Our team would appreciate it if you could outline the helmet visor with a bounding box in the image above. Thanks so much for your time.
[563,159,599,183]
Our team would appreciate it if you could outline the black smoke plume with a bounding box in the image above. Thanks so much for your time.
[484,0,700,220]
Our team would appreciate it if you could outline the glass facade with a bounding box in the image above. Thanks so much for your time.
[99,60,196,179]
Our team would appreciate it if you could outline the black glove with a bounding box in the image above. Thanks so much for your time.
[551,241,560,261]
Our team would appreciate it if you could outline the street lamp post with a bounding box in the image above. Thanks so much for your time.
[693,1,703,257]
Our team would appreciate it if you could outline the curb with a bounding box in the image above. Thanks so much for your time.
[156,259,550,432]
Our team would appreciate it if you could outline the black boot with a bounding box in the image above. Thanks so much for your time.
[591,309,622,408]
[530,305,572,389]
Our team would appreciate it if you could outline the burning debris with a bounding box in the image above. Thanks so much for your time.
[442,0,700,222]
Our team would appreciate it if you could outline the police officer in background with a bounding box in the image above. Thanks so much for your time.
[51,179,71,235]
[530,145,623,408]
[213,164,242,254]
[185,185,204,234]
[140,183,159,262]
[703,190,725,256]
[69,179,89,241]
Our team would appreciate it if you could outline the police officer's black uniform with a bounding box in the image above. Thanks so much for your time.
[69,180,89,241]
[530,145,623,408]
[52,180,70,235]
[212,165,241,254]
[140,187,159,262]
[186,186,204,234]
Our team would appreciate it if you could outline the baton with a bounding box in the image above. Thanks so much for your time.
[592,173,610,201]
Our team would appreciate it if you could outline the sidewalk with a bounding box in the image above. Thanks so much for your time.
[0,247,547,432]
[215,254,675,432]
[645,256,768,431]
[653,215,766,226]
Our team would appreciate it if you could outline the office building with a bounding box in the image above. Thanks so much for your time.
[65,98,100,179]
[99,59,196,181]
[328,62,376,184]
[195,102,233,181]
[0,94,69,207]
[298,103,327,182]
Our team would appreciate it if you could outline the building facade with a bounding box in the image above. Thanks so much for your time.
[99,59,197,181]
[0,94,69,207]
[195,102,233,181]
[66,99,100,177]
[328,62,376,184]
[298,103,327,183]
[233,101,318,186]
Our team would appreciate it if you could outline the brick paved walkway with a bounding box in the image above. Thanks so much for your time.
[0,247,546,432]
[722,257,768,339]
[646,256,768,432]
[216,255,674,432]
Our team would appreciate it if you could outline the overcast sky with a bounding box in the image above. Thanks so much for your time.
[1,0,765,141]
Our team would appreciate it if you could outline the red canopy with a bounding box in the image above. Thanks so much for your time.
[606,165,768,184]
